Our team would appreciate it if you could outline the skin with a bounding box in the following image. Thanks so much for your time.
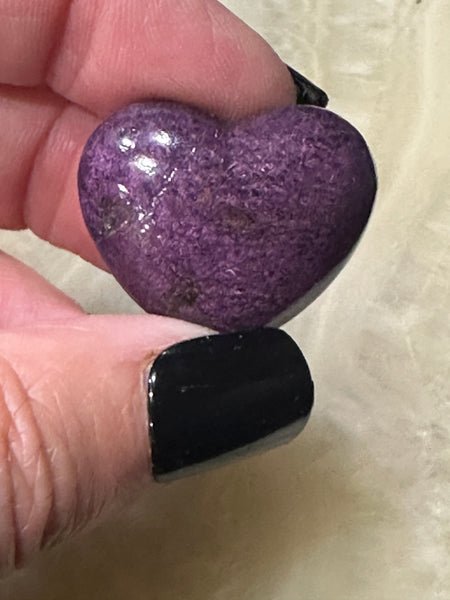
[0,0,296,573]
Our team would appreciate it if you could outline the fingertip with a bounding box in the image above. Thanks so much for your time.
[48,0,297,119]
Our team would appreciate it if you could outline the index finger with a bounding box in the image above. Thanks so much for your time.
[1,0,295,118]
[0,0,297,265]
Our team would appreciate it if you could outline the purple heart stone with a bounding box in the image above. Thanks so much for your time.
[78,101,376,331]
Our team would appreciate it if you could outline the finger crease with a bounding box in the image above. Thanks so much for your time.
[0,355,55,566]
[42,0,76,88]
[22,99,68,234]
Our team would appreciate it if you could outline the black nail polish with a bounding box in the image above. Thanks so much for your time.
[286,65,329,108]
[148,327,314,482]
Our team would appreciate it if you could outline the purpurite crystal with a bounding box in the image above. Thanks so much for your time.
[78,101,376,331]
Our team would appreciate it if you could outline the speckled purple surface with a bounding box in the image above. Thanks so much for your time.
[78,101,376,331]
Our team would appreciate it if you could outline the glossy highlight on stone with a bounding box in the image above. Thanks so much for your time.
[78,101,376,331]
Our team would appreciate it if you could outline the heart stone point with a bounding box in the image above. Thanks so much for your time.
[78,101,376,331]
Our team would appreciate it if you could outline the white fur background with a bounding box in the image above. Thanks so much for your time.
[1,0,449,597]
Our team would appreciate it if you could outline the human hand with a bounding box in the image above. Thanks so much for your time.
[0,0,309,573]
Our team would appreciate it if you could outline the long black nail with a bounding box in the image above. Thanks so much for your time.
[148,327,314,482]
[286,65,329,107]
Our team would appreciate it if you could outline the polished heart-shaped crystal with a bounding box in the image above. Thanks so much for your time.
[78,101,376,331]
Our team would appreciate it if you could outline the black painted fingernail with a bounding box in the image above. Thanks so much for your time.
[148,327,314,482]
[286,65,329,107]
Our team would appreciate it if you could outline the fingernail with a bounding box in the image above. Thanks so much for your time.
[286,65,329,107]
[148,327,314,482]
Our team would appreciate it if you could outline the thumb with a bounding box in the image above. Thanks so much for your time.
[0,256,313,572]
[0,312,209,571]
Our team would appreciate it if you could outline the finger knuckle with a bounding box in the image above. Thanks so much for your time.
[0,355,55,570]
